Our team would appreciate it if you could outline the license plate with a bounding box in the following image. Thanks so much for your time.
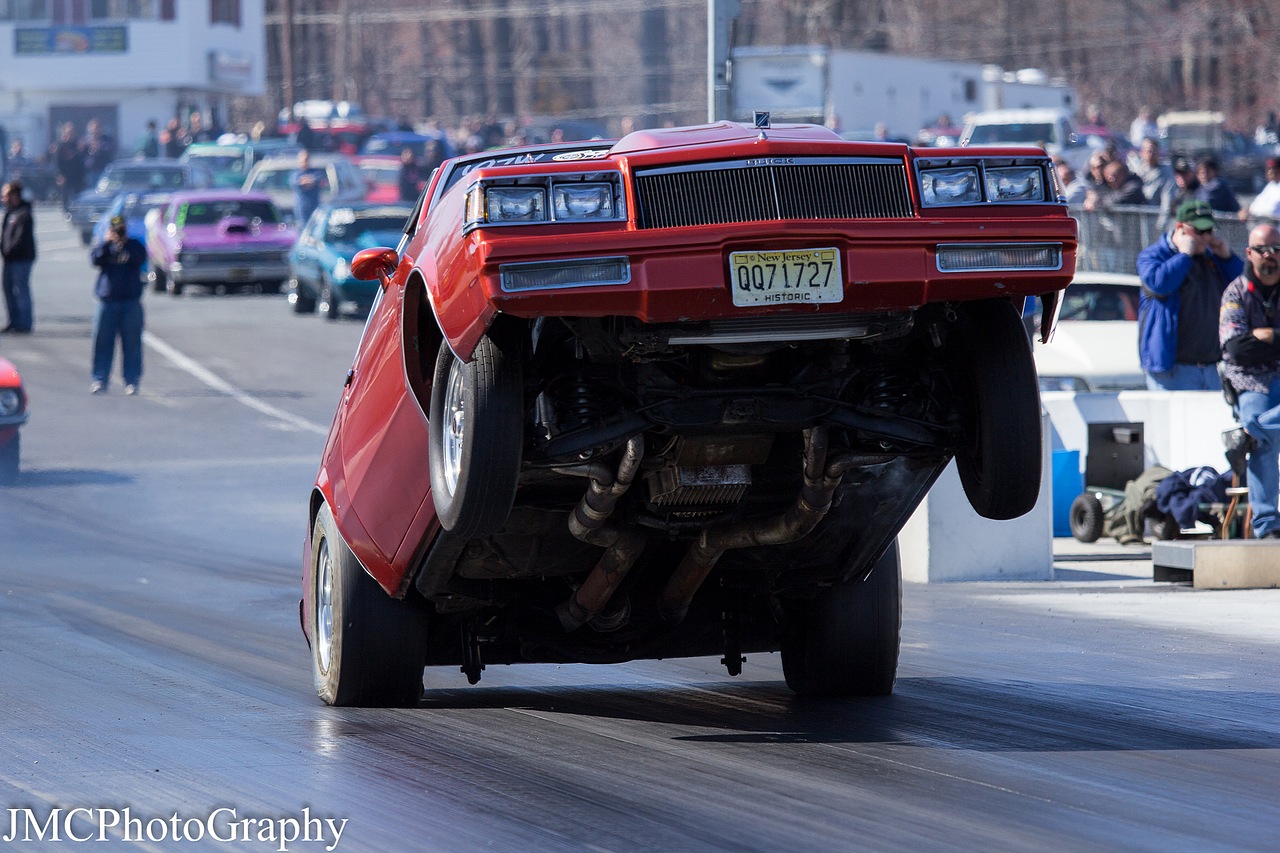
[728,248,843,307]
[227,268,253,281]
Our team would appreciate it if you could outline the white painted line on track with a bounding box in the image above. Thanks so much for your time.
[143,330,329,435]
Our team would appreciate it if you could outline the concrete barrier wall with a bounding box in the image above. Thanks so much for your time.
[900,392,1236,582]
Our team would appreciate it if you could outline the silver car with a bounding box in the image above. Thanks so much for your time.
[241,153,367,224]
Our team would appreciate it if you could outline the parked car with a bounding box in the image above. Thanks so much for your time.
[145,190,296,295]
[241,153,366,223]
[961,107,1093,173]
[288,202,413,319]
[299,120,1078,707]
[1034,272,1143,392]
[89,190,172,246]
[66,157,213,244]
[1159,110,1273,194]
[180,139,304,189]
[358,130,453,160]
[352,154,403,203]
[0,355,28,485]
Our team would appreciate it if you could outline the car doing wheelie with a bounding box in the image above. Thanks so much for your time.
[300,119,1077,706]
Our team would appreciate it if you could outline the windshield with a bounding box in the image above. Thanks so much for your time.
[325,214,405,242]
[179,199,281,226]
[968,123,1056,145]
[101,167,188,192]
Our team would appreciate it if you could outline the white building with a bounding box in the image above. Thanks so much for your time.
[0,0,266,158]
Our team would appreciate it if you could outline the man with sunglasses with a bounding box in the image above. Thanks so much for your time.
[1137,199,1244,390]
[1219,224,1280,538]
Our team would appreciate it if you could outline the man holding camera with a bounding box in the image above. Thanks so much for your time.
[89,215,146,395]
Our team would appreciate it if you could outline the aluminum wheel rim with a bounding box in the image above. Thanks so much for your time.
[442,361,466,495]
[316,538,334,673]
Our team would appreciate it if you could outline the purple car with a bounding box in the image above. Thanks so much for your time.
[145,190,297,295]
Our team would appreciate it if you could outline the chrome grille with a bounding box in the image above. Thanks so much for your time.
[634,159,913,229]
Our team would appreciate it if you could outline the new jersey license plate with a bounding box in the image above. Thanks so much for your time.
[728,248,843,307]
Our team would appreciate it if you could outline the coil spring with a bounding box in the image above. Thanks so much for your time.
[866,372,912,412]
[559,375,603,429]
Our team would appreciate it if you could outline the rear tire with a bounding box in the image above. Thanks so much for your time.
[0,434,18,485]
[946,299,1042,520]
[781,540,901,698]
[428,333,523,538]
[308,503,428,707]
[151,267,168,293]
[1069,492,1104,543]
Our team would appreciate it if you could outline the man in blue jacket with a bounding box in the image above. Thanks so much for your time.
[89,216,146,395]
[1136,199,1244,390]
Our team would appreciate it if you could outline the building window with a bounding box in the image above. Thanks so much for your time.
[89,0,158,20]
[0,0,51,22]
[210,0,238,27]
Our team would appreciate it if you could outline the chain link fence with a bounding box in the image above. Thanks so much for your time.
[1072,205,1253,274]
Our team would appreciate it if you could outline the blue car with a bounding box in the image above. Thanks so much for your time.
[89,190,172,281]
[288,202,413,319]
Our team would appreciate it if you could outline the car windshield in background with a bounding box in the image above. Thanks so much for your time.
[967,123,1055,144]
[180,200,281,226]
[102,168,188,191]
[1058,283,1140,322]
[121,194,169,218]
[324,213,405,242]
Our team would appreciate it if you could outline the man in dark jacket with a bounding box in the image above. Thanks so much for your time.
[89,216,146,395]
[1,180,35,334]
[1219,222,1280,537]
[1136,199,1243,389]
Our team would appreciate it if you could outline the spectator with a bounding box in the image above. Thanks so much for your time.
[82,118,116,186]
[291,149,325,225]
[53,121,86,212]
[1055,158,1089,205]
[1195,157,1241,214]
[138,120,160,158]
[1136,199,1244,390]
[1246,159,1280,220]
[1129,106,1160,147]
[1085,149,1112,191]
[186,111,214,144]
[163,117,185,157]
[1130,137,1176,214]
[1165,159,1200,231]
[1083,160,1146,211]
[398,147,424,202]
[89,215,146,395]
[1219,223,1280,537]
[1,180,35,334]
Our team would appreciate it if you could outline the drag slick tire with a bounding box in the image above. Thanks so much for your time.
[946,298,1042,520]
[428,332,523,539]
[308,503,428,707]
[1069,492,1104,543]
[781,540,901,698]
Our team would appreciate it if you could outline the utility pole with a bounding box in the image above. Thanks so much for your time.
[282,0,295,123]
[707,0,740,122]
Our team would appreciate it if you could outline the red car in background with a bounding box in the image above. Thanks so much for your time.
[353,154,404,204]
[301,119,1077,707]
[0,356,28,485]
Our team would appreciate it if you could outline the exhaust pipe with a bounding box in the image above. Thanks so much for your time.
[658,428,892,623]
[554,436,645,631]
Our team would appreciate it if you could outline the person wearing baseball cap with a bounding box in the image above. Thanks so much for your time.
[1136,199,1244,390]
[88,213,147,395]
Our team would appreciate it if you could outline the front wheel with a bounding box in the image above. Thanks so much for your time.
[290,277,317,313]
[428,333,523,538]
[781,540,901,698]
[308,503,428,707]
[151,267,168,293]
[319,280,340,321]
[946,299,1042,520]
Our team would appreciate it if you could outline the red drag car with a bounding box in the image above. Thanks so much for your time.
[301,119,1077,706]
[0,355,29,485]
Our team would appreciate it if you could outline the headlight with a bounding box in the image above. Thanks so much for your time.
[985,166,1046,202]
[0,388,21,416]
[920,167,981,206]
[486,187,547,223]
[553,183,616,220]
